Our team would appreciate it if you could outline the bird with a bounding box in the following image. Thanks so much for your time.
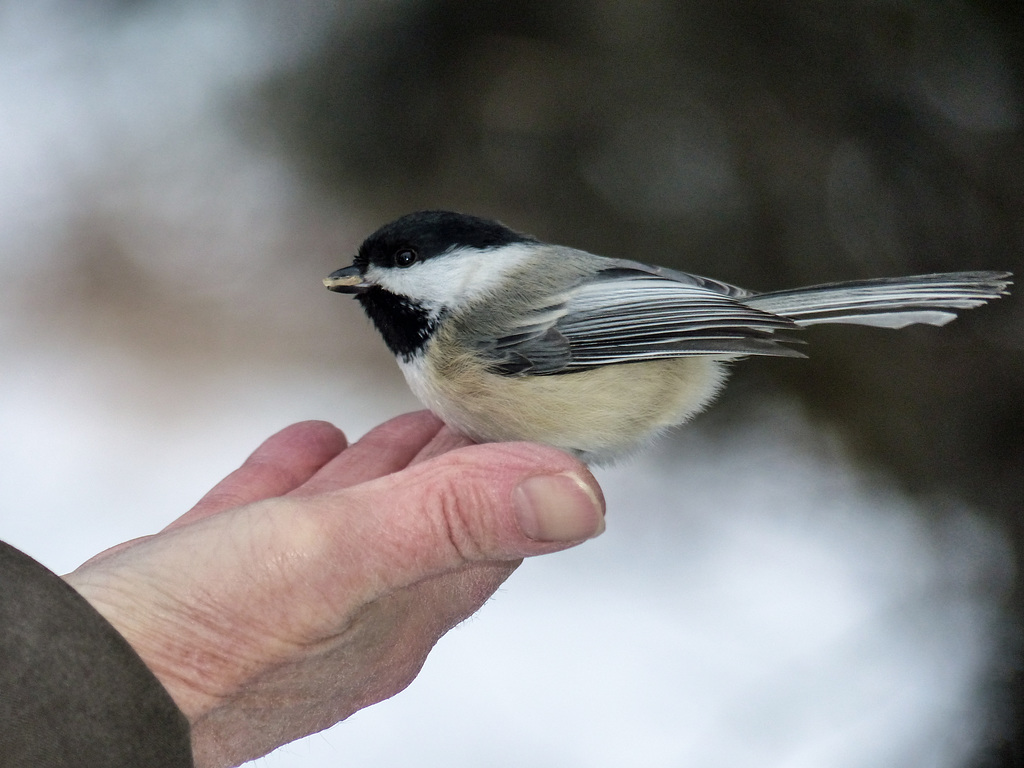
[324,210,1011,464]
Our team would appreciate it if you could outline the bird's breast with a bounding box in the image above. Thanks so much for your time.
[399,348,729,464]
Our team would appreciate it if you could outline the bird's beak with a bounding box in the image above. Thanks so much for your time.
[323,265,372,294]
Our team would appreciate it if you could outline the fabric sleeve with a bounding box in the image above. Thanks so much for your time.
[0,540,193,768]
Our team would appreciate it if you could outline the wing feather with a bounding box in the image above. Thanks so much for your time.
[467,263,1009,377]
[480,268,802,375]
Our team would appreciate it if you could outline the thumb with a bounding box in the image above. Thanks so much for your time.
[326,441,605,592]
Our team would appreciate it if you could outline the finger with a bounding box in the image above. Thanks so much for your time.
[409,425,475,466]
[313,441,606,598]
[290,411,446,497]
[166,421,348,530]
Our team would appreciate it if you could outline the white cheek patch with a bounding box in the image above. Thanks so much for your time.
[367,243,537,309]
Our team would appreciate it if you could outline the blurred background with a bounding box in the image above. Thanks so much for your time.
[1,1,1021,765]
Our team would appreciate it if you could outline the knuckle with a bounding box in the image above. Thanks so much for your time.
[418,464,496,563]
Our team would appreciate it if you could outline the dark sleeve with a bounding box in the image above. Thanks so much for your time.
[0,540,193,768]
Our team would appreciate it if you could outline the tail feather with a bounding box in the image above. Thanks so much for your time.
[746,271,1012,329]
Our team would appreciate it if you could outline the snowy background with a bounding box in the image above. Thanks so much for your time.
[1,2,1020,766]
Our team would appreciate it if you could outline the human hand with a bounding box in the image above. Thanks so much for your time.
[64,412,604,768]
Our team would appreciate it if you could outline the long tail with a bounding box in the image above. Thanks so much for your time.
[745,271,1012,329]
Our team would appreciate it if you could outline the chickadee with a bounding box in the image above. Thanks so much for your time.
[325,211,1011,464]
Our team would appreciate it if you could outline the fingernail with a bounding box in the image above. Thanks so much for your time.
[513,473,605,542]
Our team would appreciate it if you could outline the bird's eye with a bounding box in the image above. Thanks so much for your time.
[394,248,418,268]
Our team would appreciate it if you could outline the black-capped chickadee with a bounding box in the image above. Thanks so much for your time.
[325,211,1011,464]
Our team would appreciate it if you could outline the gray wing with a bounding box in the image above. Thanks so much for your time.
[477,264,804,376]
